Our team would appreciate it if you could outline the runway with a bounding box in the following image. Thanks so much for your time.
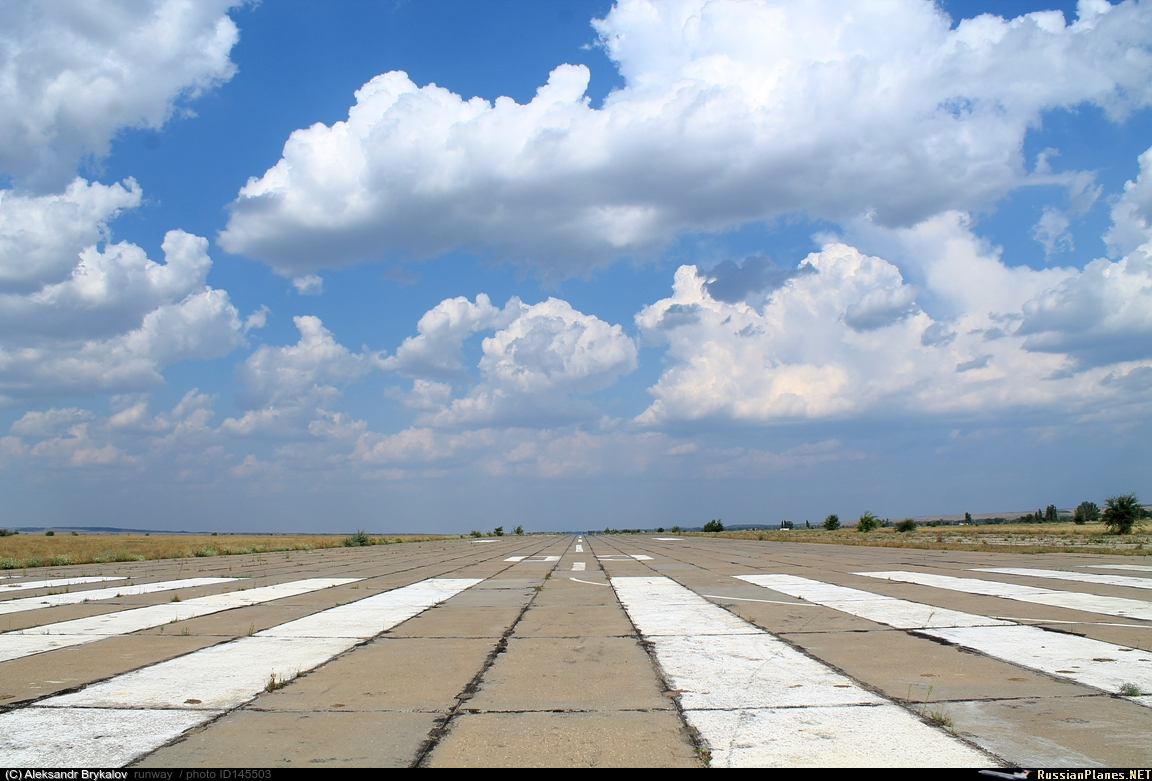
[2,534,1150,767]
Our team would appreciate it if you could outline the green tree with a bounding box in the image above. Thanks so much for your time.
[823,514,840,531]
[1102,494,1143,535]
[856,512,880,533]
[470,530,483,538]
[670,525,681,533]
[1073,501,1099,525]
[1044,504,1059,523]
[702,519,724,532]
[493,526,504,537]
[513,525,524,535]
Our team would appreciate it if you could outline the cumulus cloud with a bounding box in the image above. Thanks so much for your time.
[0,0,242,191]
[386,296,638,427]
[0,230,246,396]
[0,179,141,291]
[1105,144,1152,256]
[634,232,1151,425]
[221,0,1152,278]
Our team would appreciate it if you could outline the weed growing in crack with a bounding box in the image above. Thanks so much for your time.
[1120,682,1143,697]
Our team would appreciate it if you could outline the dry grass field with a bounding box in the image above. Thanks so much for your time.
[0,532,459,570]
[690,520,1152,556]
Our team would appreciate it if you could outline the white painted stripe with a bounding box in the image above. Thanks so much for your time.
[569,577,609,587]
[737,574,1011,629]
[1,577,125,593]
[597,554,654,561]
[0,577,236,616]
[1086,564,1152,573]
[575,544,584,552]
[572,562,586,571]
[859,570,1152,622]
[504,556,526,562]
[654,537,683,541]
[611,576,987,767]
[739,574,1152,704]
[0,577,481,766]
[0,578,357,664]
[631,554,653,561]
[975,567,1152,591]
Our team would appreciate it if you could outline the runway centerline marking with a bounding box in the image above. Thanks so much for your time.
[0,578,238,616]
[572,562,586,571]
[0,577,482,767]
[575,544,584,552]
[739,574,1152,705]
[0,578,359,664]
[858,571,1152,622]
[612,575,989,767]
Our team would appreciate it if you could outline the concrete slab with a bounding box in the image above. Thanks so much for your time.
[467,636,672,712]
[426,712,701,767]
[387,606,525,638]
[513,605,635,637]
[136,710,441,768]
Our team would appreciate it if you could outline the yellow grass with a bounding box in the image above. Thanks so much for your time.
[681,520,1151,555]
[0,532,459,570]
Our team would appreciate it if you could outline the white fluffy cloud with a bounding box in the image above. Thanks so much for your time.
[635,229,1151,425]
[222,316,377,437]
[387,296,638,427]
[0,230,246,396]
[0,0,242,191]
[1105,144,1152,256]
[220,0,1152,278]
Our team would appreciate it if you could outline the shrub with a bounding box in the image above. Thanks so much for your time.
[342,530,372,547]
[670,525,681,533]
[1073,501,1100,525]
[192,546,219,557]
[895,518,917,533]
[1120,682,1143,697]
[493,526,504,537]
[702,519,724,532]
[1102,494,1143,535]
[823,514,840,531]
[0,528,15,537]
[44,530,55,536]
[470,530,483,538]
[514,525,524,535]
[856,512,880,533]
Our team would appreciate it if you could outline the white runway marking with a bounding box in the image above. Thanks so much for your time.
[612,576,987,767]
[597,554,654,561]
[739,574,1152,704]
[472,539,497,543]
[504,556,527,562]
[0,578,358,663]
[1086,564,1152,573]
[506,556,559,563]
[975,567,1152,591]
[0,577,236,616]
[1,577,126,593]
[572,562,586,571]
[859,571,1152,622]
[569,577,609,587]
[0,577,481,766]
[654,537,683,541]
[575,544,584,552]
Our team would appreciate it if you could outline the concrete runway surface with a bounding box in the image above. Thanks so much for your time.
[1,534,1151,767]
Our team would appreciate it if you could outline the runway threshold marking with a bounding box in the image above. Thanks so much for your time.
[596,555,653,561]
[611,576,989,767]
[0,577,482,767]
[575,545,584,552]
[0,578,238,616]
[504,556,559,563]
[0,578,359,663]
[859,571,1152,622]
[572,562,586,571]
[739,574,1152,705]
[1,577,126,593]
[974,567,1152,591]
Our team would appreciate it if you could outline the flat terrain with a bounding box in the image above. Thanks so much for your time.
[1,535,1151,767]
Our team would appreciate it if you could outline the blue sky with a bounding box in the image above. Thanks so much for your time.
[1,0,1150,533]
